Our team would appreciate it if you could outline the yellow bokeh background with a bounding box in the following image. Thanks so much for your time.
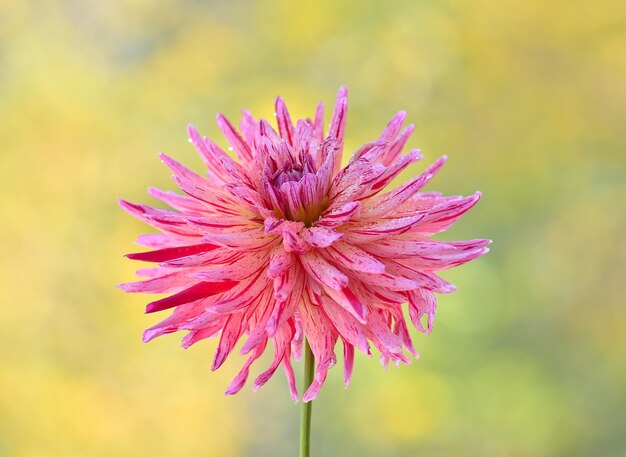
[1,1,625,456]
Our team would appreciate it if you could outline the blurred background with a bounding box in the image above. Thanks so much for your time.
[1,0,625,456]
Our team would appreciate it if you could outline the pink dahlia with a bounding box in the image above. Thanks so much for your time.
[119,86,489,402]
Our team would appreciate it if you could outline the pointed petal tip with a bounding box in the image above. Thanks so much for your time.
[224,379,246,396]
[157,152,176,168]
[118,282,139,293]
[117,198,136,212]
[142,329,159,343]
[430,155,448,167]
[337,85,348,97]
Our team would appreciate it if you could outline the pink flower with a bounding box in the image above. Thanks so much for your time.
[119,86,489,402]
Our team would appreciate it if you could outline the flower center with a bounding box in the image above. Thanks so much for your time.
[271,165,330,227]
[273,165,304,187]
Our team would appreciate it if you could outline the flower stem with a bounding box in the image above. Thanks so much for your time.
[300,338,315,457]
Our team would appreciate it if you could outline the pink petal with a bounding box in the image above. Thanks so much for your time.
[316,201,361,228]
[160,247,243,268]
[322,242,385,274]
[361,156,447,218]
[381,124,416,167]
[254,325,294,390]
[282,347,299,402]
[119,270,195,294]
[202,227,279,251]
[350,270,419,291]
[312,102,325,145]
[159,153,220,203]
[301,227,343,248]
[323,286,368,323]
[192,250,268,281]
[407,288,438,334]
[378,111,406,143]
[180,321,224,348]
[341,214,426,243]
[212,314,245,370]
[148,187,208,215]
[240,289,277,354]
[135,233,193,248]
[299,295,338,402]
[281,225,309,254]
[275,96,295,146]
[366,309,404,355]
[118,199,198,237]
[187,125,231,184]
[403,192,481,235]
[225,341,267,396]
[216,113,254,163]
[209,271,271,314]
[300,251,349,290]
[315,293,370,354]
[267,247,294,279]
[239,110,257,148]
[364,148,422,196]
[343,342,355,386]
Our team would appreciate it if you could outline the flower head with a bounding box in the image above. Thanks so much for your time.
[119,87,489,401]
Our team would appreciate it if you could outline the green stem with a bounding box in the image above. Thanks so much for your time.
[300,338,315,457]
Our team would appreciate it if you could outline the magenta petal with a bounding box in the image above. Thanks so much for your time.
[126,243,217,262]
[145,280,237,314]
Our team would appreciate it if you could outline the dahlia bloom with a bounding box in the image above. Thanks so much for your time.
[120,86,489,402]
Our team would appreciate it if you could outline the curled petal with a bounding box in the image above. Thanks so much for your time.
[226,341,267,396]
[301,227,343,248]
[407,288,438,334]
[300,251,349,290]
